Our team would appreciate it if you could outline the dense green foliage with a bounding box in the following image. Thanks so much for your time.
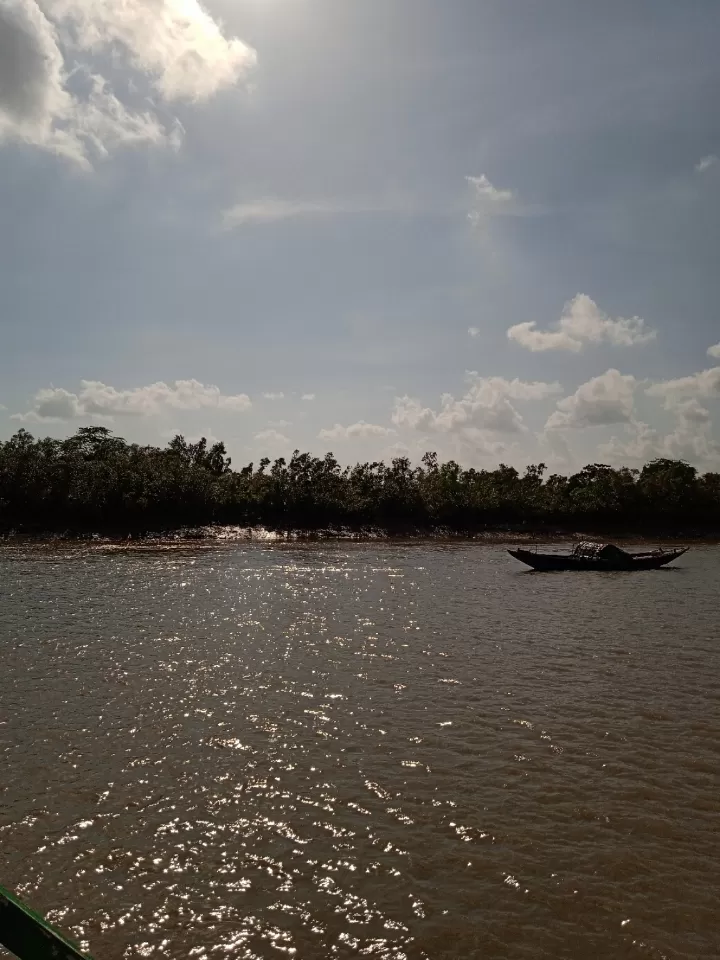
[1,426,719,535]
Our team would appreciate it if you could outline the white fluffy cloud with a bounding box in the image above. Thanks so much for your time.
[393,376,561,436]
[602,407,720,466]
[301,394,316,402]
[49,0,256,102]
[254,429,290,446]
[707,343,720,359]
[14,379,252,421]
[508,294,656,353]
[0,0,255,166]
[0,0,172,166]
[0,1,69,140]
[262,392,285,400]
[545,369,637,430]
[466,174,519,226]
[318,421,394,441]
[468,327,480,337]
[646,365,720,407]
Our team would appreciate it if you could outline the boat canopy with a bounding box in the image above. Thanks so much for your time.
[572,541,630,560]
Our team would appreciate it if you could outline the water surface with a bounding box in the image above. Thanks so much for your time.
[2,543,719,959]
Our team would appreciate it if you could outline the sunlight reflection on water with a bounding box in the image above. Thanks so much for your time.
[1,543,719,959]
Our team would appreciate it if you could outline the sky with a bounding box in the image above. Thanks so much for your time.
[1,0,720,473]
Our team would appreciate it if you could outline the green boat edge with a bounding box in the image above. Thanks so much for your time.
[0,885,93,960]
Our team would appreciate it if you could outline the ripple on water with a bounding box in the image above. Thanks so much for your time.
[1,543,719,959]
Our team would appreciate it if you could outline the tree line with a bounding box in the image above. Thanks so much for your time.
[1,426,719,536]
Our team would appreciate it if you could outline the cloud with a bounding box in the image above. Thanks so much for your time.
[47,0,256,102]
[657,428,719,463]
[0,0,172,166]
[545,369,637,430]
[13,379,251,421]
[262,392,285,400]
[318,421,394,441]
[393,375,561,436]
[630,365,720,464]
[221,193,407,228]
[466,174,520,227]
[223,198,347,227]
[708,343,720,359]
[468,327,480,338]
[508,294,656,353]
[696,154,718,174]
[0,0,254,166]
[674,398,712,424]
[24,386,83,420]
[0,1,68,134]
[600,420,657,458]
[646,365,720,406]
[254,429,290,445]
[467,174,515,205]
[508,323,582,353]
[301,394,315,401]
[163,426,221,447]
[602,406,719,466]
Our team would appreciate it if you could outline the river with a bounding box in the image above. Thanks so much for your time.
[1,542,719,959]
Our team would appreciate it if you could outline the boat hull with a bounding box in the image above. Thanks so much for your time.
[508,548,687,572]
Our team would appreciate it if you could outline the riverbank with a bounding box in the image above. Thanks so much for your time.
[3,429,720,549]
[2,523,719,551]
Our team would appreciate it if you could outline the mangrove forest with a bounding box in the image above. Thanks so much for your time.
[1,426,719,536]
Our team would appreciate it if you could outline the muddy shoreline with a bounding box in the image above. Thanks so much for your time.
[2,524,718,553]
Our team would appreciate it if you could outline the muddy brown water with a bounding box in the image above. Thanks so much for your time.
[1,543,719,959]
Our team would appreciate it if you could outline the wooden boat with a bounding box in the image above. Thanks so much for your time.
[0,883,92,960]
[508,541,688,572]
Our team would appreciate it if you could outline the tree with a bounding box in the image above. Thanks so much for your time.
[638,459,699,516]
[1,426,718,535]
